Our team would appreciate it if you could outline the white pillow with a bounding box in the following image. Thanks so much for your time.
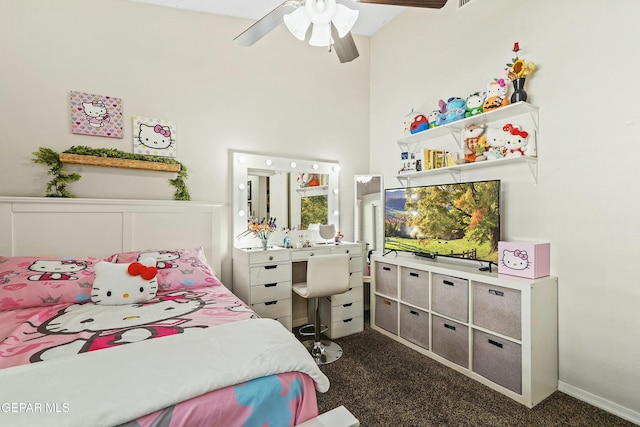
[91,257,158,305]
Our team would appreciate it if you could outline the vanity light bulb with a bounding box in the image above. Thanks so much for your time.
[238,210,246,217]
[333,188,339,194]
[290,162,297,168]
[332,165,340,172]
[312,164,319,170]
[265,160,273,166]
[238,156,247,164]
[238,183,246,190]
[333,210,339,216]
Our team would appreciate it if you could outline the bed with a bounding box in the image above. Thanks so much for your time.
[0,197,329,427]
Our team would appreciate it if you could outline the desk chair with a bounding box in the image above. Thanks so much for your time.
[292,253,350,364]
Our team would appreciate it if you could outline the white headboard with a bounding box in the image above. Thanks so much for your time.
[0,197,224,276]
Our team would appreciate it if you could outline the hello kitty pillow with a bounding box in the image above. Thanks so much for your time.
[92,257,158,305]
[109,247,222,292]
[0,255,102,311]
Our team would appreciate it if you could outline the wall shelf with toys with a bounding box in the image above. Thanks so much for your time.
[396,102,539,186]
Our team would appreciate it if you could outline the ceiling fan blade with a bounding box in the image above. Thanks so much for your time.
[234,1,300,47]
[331,24,359,63]
[358,0,447,8]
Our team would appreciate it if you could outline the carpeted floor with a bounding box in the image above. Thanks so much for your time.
[296,315,636,427]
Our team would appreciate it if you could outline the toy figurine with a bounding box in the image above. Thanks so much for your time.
[462,123,487,163]
[465,92,486,117]
[483,79,510,112]
[437,97,466,125]
[502,123,530,157]
[410,113,429,134]
[484,126,507,160]
[427,110,440,129]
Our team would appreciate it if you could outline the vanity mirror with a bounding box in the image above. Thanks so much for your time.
[354,174,384,257]
[232,151,340,247]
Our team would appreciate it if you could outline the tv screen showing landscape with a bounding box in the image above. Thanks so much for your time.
[384,180,500,263]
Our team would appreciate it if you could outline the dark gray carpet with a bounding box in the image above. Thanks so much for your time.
[296,316,636,427]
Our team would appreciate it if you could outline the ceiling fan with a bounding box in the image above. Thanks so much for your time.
[234,0,448,63]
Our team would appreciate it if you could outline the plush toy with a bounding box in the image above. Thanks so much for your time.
[462,123,487,163]
[465,92,486,118]
[427,110,440,129]
[502,123,530,157]
[297,173,320,187]
[437,97,467,125]
[484,126,507,160]
[410,114,429,134]
[91,257,158,305]
[483,79,510,112]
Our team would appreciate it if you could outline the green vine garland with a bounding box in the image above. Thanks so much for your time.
[32,146,190,201]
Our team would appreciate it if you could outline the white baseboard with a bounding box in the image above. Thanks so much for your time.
[558,381,640,425]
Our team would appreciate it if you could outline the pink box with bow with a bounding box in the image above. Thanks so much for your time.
[498,241,550,279]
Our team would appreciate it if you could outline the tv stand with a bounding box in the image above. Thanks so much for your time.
[413,252,437,259]
[370,253,558,408]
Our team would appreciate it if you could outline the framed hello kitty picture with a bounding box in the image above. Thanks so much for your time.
[70,91,124,138]
[132,116,177,158]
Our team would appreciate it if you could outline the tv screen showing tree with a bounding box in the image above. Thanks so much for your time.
[384,180,500,262]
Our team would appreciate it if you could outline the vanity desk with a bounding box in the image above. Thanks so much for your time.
[232,242,364,338]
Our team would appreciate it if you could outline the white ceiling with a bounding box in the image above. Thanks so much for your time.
[129,0,407,36]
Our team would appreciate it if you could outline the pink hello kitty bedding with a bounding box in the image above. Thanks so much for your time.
[0,251,324,427]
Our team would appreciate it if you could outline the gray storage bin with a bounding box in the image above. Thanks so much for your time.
[399,304,429,349]
[375,262,398,298]
[374,295,398,335]
[473,330,522,394]
[400,267,429,309]
[431,273,468,322]
[431,315,468,368]
[473,282,522,340]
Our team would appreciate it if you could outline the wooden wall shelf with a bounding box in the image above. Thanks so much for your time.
[59,153,180,173]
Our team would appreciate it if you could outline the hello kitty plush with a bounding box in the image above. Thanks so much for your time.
[462,123,487,163]
[465,92,486,118]
[502,123,530,157]
[91,257,158,305]
[483,79,510,112]
[484,126,507,160]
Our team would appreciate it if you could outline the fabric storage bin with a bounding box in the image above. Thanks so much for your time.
[400,267,429,309]
[473,282,522,340]
[431,273,468,322]
[431,315,468,368]
[375,262,398,298]
[399,304,429,349]
[473,330,522,394]
[374,295,398,335]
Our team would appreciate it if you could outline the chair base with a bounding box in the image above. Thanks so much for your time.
[302,339,343,365]
[299,323,329,337]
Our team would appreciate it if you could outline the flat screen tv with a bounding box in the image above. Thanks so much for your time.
[384,180,500,263]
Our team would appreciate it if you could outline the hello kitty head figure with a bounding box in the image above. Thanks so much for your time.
[503,123,529,157]
[91,257,158,305]
[501,249,530,271]
[82,101,106,119]
[137,123,173,150]
[487,79,508,99]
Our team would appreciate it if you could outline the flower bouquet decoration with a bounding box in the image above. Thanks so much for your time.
[237,217,277,250]
[505,42,537,103]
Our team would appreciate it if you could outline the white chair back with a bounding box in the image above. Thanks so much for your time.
[305,254,350,299]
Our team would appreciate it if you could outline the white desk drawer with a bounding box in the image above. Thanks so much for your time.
[248,250,290,264]
[250,263,291,285]
[251,298,290,319]
[250,281,291,304]
[349,256,362,273]
[321,299,363,321]
[328,285,362,306]
[332,245,362,256]
[291,248,331,261]
[328,316,364,339]
[349,271,363,288]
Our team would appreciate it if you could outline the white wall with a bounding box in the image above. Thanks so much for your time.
[369,0,640,421]
[0,0,371,284]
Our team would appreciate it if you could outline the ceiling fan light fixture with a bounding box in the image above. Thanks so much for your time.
[333,4,359,38]
[283,6,311,41]
[308,22,332,46]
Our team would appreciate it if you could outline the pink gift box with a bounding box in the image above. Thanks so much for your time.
[498,241,550,279]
